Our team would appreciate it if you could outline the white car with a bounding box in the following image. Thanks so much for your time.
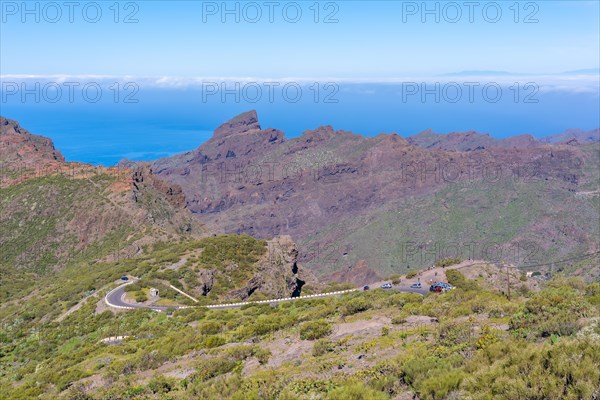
[380,283,393,289]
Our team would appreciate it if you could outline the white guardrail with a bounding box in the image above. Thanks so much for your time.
[204,288,359,309]
[105,281,359,311]
[104,281,137,310]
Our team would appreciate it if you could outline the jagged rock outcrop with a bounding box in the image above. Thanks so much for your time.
[212,110,262,139]
[225,235,315,300]
[1,116,65,164]
[197,268,216,296]
[132,164,187,209]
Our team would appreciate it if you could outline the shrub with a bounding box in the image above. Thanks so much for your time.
[406,271,418,279]
[203,335,226,348]
[147,375,176,394]
[312,339,336,357]
[325,382,387,400]
[198,321,223,335]
[435,258,462,268]
[419,370,464,400]
[300,320,332,340]
[134,291,147,303]
[192,356,238,382]
[254,347,271,364]
[342,297,371,316]
[445,270,478,291]
[509,283,593,338]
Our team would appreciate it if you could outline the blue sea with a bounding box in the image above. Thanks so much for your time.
[1,82,599,166]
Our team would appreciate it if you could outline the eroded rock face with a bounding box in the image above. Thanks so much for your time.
[197,268,215,296]
[132,164,187,209]
[327,260,382,287]
[225,235,314,301]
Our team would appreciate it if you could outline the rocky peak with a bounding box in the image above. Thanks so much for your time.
[0,115,65,164]
[212,110,261,139]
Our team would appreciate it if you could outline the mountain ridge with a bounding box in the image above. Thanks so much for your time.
[148,111,600,280]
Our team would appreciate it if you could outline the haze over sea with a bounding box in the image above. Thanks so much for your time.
[2,80,599,166]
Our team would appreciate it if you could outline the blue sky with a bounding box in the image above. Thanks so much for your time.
[1,1,599,78]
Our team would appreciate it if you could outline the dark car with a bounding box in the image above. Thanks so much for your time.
[429,282,453,292]
[363,285,370,291]
[120,276,129,281]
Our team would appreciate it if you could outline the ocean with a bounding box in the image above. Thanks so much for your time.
[2,82,598,166]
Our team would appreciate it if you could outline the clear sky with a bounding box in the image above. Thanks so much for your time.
[1,1,599,78]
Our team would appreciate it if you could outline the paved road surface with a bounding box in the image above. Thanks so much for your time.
[104,279,429,312]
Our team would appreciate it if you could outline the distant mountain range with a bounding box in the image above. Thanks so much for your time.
[443,68,600,76]
[540,128,600,145]
[2,113,599,284]
[147,111,599,281]
[407,127,599,151]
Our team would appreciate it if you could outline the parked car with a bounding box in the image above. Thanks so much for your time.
[438,282,454,290]
[380,283,393,289]
[120,276,129,281]
[429,282,454,292]
[363,285,370,291]
[410,282,422,289]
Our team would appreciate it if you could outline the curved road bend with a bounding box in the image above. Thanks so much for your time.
[105,280,429,312]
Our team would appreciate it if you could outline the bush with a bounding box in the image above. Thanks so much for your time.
[435,258,462,268]
[134,291,147,303]
[147,375,176,394]
[192,356,238,382]
[300,320,332,340]
[312,339,336,357]
[325,382,387,400]
[406,271,418,279]
[198,321,223,335]
[509,283,593,338]
[254,347,271,364]
[342,297,371,316]
[446,270,478,291]
[203,335,226,348]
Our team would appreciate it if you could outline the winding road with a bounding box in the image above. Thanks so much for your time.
[104,279,429,312]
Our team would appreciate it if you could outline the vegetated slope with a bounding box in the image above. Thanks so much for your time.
[0,117,313,321]
[151,111,600,280]
[1,117,599,400]
[0,117,204,305]
[1,269,598,400]
[120,234,314,307]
